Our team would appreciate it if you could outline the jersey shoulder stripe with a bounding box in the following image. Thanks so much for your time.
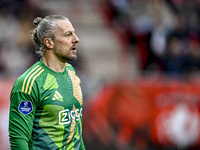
[21,64,44,94]
[21,65,40,92]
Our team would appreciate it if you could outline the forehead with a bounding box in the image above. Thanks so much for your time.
[56,20,75,33]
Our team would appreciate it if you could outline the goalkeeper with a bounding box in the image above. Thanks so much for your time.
[9,15,85,150]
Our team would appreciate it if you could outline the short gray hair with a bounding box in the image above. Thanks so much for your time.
[30,15,69,56]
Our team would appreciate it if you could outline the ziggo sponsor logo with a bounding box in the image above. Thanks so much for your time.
[59,108,82,125]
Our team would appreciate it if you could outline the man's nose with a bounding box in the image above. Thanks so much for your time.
[73,34,79,43]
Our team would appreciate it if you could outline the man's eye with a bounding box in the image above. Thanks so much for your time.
[66,34,70,37]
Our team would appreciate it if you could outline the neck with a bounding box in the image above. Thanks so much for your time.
[42,53,66,72]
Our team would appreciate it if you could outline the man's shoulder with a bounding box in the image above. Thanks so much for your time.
[12,61,45,93]
[18,61,43,81]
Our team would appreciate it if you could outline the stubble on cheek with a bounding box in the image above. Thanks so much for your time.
[55,45,77,62]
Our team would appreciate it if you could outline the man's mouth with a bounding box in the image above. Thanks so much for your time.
[71,46,77,53]
[71,47,76,50]
[71,46,77,51]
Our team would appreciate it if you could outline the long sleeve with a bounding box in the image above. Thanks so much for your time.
[10,138,29,150]
[9,91,37,150]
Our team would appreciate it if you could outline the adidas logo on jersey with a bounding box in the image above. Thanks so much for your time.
[52,90,63,101]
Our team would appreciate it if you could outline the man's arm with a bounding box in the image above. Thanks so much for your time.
[9,138,29,150]
[9,92,36,150]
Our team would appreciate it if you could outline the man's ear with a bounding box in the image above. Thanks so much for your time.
[44,38,54,49]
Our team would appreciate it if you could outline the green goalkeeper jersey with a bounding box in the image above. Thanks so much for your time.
[9,59,85,150]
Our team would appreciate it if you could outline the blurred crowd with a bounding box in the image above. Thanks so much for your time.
[0,0,50,78]
[1,0,200,78]
[101,0,200,77]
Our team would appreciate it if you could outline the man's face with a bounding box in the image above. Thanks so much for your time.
[53,20,79,62]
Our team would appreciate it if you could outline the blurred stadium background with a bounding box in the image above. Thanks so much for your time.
[0,0,200,149]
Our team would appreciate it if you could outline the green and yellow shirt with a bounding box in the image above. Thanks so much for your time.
[9,59,85,150]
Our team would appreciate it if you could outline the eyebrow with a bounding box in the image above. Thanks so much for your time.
[64,29,75,34]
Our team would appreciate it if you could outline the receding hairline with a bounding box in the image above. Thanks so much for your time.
[55,19,75,34]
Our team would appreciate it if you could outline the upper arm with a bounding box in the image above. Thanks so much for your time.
[9,91,37,148]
